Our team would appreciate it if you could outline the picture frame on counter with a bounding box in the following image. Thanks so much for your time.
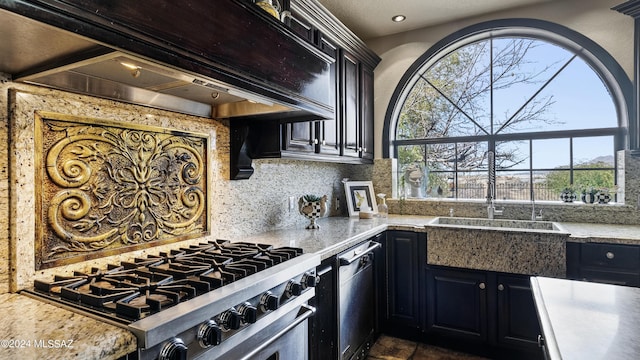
[344,181,378,217]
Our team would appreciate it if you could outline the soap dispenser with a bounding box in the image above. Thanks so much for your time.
[377,193,388,218]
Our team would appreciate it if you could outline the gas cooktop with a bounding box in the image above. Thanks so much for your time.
[27,239,305,323]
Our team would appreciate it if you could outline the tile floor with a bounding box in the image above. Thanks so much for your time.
[366,335,491,360]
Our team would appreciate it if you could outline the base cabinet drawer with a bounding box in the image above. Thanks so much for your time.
[567,242,640,286]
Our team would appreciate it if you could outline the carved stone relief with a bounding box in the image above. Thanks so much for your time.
[35,111,209,269]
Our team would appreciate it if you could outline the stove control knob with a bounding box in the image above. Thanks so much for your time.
[285,280,303,298]
[259,291,280,312]
[158,338,187,360]
[238,302,258,324]
[219,308,242,331]
[197,320,222,348]
[301,272,318,289]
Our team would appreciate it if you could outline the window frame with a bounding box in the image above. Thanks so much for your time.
[383,19,632,202]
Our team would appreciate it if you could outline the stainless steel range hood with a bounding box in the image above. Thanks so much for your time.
[1,6,302,119]
[16,49,294,119]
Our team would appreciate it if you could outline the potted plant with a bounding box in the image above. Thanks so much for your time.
[298,194,327,229]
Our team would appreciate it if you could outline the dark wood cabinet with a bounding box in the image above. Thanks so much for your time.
[310,233,385,360]
[241,0,379,165]
[283,121,316,154]
[426,266,542,358]
[360,65,375,161]
[341,50,361,159]
[496,274,541,351]
[426,267,488,343]
[566,242,640,286]
[384,231,425,333]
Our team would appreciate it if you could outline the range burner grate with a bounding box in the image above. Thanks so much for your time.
[28,240,304,322]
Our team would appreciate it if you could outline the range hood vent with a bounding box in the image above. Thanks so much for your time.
[16,49,297,119]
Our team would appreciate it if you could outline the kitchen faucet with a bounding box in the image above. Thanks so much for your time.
[531,190,543,221]
[486,154,504,220]
[487,199,503,219]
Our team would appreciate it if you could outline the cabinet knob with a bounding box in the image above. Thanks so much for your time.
[498,284,504,291]
[478,282,486,290]
[606,251,615,259]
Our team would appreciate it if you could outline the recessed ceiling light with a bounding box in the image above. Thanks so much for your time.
[392,15,406,22]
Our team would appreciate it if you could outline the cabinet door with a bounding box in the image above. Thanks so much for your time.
[426,267,488,343]
[309,260,338,360]
[496,274,541,351]
[360,64,374,160]
[317,35,339,155]
[286,10,315,43]
[282,121,316,153]
[341,50,360,158]
[386,231,423,329]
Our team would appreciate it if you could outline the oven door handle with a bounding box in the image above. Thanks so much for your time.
[239,304,316,360]
[339,241,382,266]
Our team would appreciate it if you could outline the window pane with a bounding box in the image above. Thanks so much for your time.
[456,142,489,171]
[573,136,614,166]
[495,170,531,201]
[573,169,615,192]
[423,42,492,134]
[496,140,529,170]
[532,138,570,169]
[457,171,487,200]
[426,143,455,171]
[542,170,572,201]
[397,77,485,139]
[426,171,453,198]
[397,144,424,167]
[493,38,574,134]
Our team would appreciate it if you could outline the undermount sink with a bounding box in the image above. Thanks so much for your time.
[428,217,564,232]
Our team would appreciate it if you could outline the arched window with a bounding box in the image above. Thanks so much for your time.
[386,20,631,202]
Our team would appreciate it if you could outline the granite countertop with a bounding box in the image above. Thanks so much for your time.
[3,214,639,360]
[0,293,137,360]
[531,276,640,360]
[235,215,434,260]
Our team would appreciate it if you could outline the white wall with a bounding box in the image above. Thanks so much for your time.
[367,0,634,159]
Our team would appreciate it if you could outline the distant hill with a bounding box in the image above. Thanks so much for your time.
[582,155,614,166]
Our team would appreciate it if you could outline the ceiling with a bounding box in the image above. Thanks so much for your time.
[316,0,557,40]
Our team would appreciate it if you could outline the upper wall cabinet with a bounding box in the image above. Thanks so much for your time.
[232,0,381,176]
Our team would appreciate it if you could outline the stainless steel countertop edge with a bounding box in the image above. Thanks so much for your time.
[530,277,563,360]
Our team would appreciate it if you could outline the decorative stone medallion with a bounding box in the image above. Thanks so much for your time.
[35,111,209,269]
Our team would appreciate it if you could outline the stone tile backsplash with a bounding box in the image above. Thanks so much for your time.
[0,83,372,291]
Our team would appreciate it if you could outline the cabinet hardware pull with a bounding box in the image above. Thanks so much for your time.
[339,241,382,266]
[498,284,504,291]
[478,282,486,290]
[606,251,615,259]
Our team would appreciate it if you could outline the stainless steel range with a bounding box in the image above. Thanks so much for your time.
[23,239,320,360]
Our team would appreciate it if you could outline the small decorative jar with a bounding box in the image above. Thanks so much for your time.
[581,188,597,204]
[298,194,327,229]
[595,189,612,204]
[559,188,577,203]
